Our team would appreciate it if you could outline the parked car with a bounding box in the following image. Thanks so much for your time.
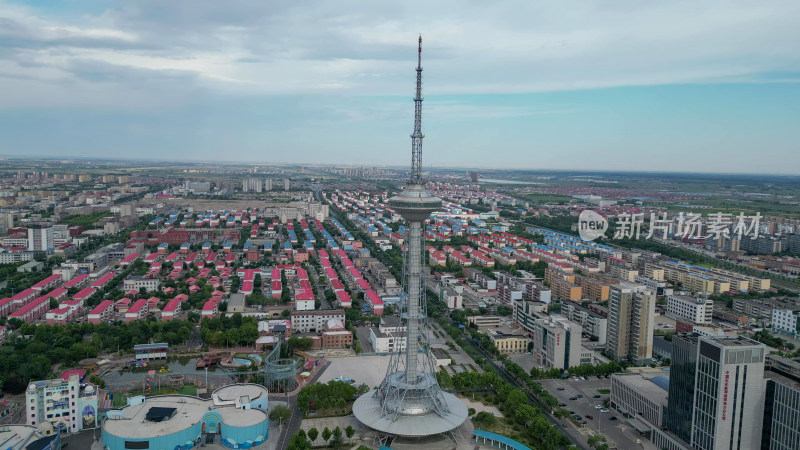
[600,408,609,413]
[558,403,567,407]
[575,394,583,398]
[557,387,566,391]
[569,397,577,401]
[586,415,594,420]
[609,416,618,421]
[592,394,601,398]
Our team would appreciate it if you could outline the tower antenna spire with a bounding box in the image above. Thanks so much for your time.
[410,34,424,184]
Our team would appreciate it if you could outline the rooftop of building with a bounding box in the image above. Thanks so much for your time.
[705,334,763,348]
[380,315,403,327]
[103,385,268,438]
[765,371,800,392]
[0,425,45,450]
[612,371,669,406]
[228,292,246,307]
[562,300,607,318]
[431,347,450,360]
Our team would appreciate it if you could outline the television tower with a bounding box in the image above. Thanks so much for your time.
[353,36,467,445]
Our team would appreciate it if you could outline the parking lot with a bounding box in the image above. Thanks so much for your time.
[542,377,653,450]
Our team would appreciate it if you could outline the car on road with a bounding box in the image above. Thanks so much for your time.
[600,408,609,413]
[586,415,594,420]
[557,387,566,390]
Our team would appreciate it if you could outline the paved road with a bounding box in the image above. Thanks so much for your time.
[273,360,330,450]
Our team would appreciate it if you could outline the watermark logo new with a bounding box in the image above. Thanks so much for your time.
[578,210,608,241]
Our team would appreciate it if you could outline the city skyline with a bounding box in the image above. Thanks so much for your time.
[1,1,799,173]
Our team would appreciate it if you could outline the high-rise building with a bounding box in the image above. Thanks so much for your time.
[242,178,263,193]
[27,225,54,251]
[762,372,800,450]
[606,284,655,365]
[265,178,273,191]
[665,334,700,443]
[662,334,767,450]
[284,179,290,191]
[691,336,765,450]
[531,316,582,370]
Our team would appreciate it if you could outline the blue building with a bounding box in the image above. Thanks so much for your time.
[102,384,269,449]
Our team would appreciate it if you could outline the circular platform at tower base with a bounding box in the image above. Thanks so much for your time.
[352,389,468,437]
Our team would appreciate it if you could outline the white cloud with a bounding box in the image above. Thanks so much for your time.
[0,0,798,109]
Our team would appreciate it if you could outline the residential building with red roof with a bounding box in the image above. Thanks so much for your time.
[201,300,218,319]
[9,295,49,322]
[62,273,90,289]
[90,273,115,289]
[31,274,62,291]
[364,290,384,315]
[124,299,148,322]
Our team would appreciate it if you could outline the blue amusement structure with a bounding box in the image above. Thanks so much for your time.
[101,384,269,450]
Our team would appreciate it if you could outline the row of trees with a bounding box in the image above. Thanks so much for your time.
[288,425,356,449]
[0,318,197,393]
[296,380,363,415]
[446,370,570,450]
[199,314,259,347]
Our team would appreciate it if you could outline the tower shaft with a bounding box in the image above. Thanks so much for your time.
[404,221,423,383]
[410,35,424,184]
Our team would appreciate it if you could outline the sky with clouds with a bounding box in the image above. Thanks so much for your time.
[0,0,799,173]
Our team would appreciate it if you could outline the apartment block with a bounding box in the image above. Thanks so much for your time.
[667,295,714,325]
[561,300,608,345]
[606,284,655,365]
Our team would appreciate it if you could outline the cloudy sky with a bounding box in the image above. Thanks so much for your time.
[1,1,799,173]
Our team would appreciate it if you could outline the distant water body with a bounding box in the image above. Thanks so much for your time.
[479,178,536,185]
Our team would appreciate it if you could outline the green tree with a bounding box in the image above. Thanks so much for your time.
[332,426,342,444]
[307,427,318,443]
[287,433,311,450]
[321,427,332,446]
[345,425,355,442]
[269,404,291,425]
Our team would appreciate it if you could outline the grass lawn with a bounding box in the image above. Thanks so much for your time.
[472,416,531,448]
[597,389,610,394]
[178,385,198,396]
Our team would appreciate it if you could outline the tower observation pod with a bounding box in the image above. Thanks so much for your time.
[352,36,468,446]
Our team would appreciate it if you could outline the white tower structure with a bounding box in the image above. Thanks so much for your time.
[352,36,468,445]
